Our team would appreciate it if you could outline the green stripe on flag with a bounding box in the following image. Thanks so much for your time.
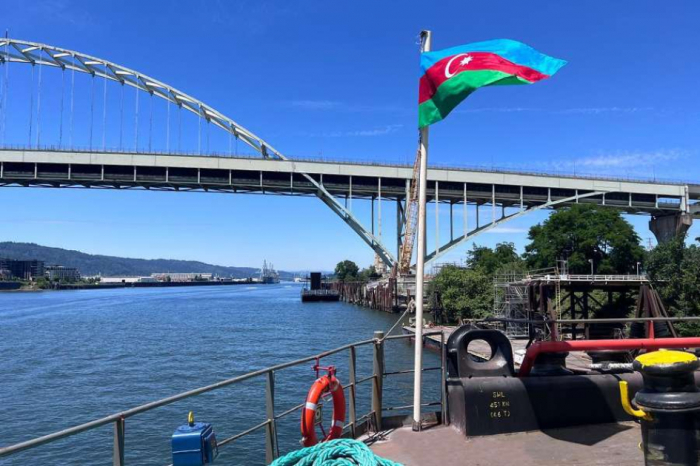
[419,70,530,128]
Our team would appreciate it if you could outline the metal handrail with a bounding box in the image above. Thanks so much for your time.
[479,316,700,325]
[0,331,447,465]
[520,274,649,282]
[217,420,271,447]
[383,402,442,412]
[0,338,373,457]
[383,366,442,377]
[557,274,648,281]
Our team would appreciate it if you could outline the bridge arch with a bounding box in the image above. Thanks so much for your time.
[0,39,279,159]
[0,38,397,267]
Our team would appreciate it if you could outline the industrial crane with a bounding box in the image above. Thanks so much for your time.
[397,149,422,275]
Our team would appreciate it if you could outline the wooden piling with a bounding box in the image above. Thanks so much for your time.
[328,278,400,313]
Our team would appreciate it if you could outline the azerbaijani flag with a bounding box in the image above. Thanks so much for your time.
[419,39,567,128]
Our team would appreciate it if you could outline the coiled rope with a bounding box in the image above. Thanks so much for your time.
[270,439,403,466]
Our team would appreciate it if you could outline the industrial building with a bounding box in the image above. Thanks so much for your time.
[0,259,45,280]
[100,276,158,284]
[44,265,81,282]
[150,273,214,282]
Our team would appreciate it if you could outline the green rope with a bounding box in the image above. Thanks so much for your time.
[270,439,403,466]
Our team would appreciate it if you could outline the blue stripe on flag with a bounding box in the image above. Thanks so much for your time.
[420,39,567,77]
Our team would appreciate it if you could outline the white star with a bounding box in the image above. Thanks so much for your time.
[460,55,472,67]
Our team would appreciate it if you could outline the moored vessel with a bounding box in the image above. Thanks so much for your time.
[258,260,280,284]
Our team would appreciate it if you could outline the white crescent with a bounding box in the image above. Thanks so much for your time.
[445,53,471,78]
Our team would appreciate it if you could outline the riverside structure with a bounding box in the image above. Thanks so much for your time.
[0,38,697,271]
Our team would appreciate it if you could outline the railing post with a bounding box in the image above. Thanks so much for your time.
[348,346,357,438]
[265,370,278,464]
[372,331,385,432]
[113,417,125,466]
[441,331,449,426]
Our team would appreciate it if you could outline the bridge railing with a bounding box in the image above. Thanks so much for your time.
[0,330,447,465]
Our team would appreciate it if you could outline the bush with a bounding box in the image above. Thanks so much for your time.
[647,237,700,336]
[429,265,492,322]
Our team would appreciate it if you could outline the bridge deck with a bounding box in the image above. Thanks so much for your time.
[0,149,693,215]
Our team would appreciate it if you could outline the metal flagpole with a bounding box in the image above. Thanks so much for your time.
[413,29,431,432]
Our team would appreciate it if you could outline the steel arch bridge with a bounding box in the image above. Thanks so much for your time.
[0,39,695,269]
[0,38,398,266]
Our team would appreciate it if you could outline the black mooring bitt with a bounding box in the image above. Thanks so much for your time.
[448,370,649,436]
[445,327,649,437]
[446,327,515,378]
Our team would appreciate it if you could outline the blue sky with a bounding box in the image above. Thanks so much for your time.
[0,0,699,271]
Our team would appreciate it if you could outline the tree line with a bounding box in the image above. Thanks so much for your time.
[333,260,381,282]
[331,204,700,335]
[429,204,700,335]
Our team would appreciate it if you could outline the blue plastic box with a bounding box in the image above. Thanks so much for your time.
[172,421,218,466]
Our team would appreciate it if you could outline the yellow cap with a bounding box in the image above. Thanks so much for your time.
[635,350,697,368]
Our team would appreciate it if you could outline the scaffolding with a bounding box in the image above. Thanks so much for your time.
[493,267,560,338]
[495,265,654,340]
[494,270,529,337]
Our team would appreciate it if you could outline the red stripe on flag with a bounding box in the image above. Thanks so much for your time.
[419,52,549,104]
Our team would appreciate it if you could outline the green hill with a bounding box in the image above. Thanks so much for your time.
[0,242,293,279]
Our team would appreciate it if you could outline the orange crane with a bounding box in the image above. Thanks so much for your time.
[398,149,421,275]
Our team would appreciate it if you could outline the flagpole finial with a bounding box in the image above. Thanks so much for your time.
[419,30,432,52]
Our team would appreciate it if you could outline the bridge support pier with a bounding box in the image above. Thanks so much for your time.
[649,213,693,243]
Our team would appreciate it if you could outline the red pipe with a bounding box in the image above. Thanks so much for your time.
[518,337,700,377]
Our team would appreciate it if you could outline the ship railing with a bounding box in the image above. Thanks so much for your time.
[0,330,447,465]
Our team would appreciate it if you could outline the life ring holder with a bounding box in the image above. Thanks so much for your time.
[300,363,346,447]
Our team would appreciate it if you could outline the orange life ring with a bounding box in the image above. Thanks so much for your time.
[300,374,346,447]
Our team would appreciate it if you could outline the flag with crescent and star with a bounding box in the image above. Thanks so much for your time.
[419,39,567,128]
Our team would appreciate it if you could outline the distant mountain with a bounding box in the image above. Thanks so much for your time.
[0,242,295,280]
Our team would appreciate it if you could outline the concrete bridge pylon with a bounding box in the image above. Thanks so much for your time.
[649,212,693,243]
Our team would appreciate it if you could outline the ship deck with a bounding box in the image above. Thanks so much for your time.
[369,422,642,466]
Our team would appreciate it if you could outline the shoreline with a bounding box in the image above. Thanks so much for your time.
[0,280,291,292]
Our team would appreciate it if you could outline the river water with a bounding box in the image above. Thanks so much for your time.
[0,284,441,465]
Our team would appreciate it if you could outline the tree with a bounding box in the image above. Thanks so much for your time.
[429,265,492,322]
[646,237,684,306]
[524,204,644,274]
[426,243,521,324]
[646,236,700,336]
[358,266,379,282]
[334,260,359,281]
[34,277,50,289]
[466,242,524,276]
